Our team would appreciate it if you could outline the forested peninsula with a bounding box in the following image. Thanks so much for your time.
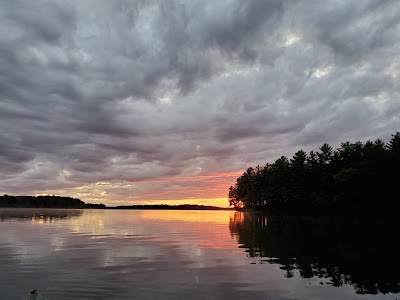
[0,195,105,209]
[228,132,400,214]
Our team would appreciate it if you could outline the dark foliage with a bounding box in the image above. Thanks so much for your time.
[229,132,400,214]
[0,195,105,209]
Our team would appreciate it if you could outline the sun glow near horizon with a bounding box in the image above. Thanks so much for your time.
[31,172,241,208]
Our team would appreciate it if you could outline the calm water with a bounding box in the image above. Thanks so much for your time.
[1,209,399,300]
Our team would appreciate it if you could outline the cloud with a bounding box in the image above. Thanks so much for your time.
[0,0,399,205]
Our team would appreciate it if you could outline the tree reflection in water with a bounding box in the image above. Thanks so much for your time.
[229,212,400,295]
[0,208,83,223]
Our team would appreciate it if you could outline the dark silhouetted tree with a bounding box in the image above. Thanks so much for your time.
[228,132,400,214]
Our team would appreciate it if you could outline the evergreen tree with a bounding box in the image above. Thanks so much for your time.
[228,132,400,214]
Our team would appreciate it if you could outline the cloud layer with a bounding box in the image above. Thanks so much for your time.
[1,0,399,205]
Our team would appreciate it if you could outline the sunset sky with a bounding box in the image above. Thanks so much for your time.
[1,1,399,207]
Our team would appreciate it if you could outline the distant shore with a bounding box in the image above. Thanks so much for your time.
[0,195,105,209]
[0,195,232,210]
[106,204,234,210]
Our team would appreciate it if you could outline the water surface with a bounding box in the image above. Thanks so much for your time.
[1,209,399,299]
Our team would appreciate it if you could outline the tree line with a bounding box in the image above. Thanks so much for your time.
[228,132,400,214]
[0,195,105,209]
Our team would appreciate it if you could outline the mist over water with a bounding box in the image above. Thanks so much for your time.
[1,209,399,300]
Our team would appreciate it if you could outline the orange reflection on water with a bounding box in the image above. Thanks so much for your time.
[66,210,240,252]
[139,209,234,225]
[11,209,241,253]
[137,210,240,250]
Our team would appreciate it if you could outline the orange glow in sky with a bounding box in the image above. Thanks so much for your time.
[35,171,243,207]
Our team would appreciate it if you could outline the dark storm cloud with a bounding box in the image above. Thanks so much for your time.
[308,1,400,63]
[5,1,76,44]
[0,0,399,203]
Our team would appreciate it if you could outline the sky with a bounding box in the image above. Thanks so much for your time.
[1,0,399,207]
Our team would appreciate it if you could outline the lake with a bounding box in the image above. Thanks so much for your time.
[1,209,399,300]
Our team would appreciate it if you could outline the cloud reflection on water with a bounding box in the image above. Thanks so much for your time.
[1,209,397,299]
